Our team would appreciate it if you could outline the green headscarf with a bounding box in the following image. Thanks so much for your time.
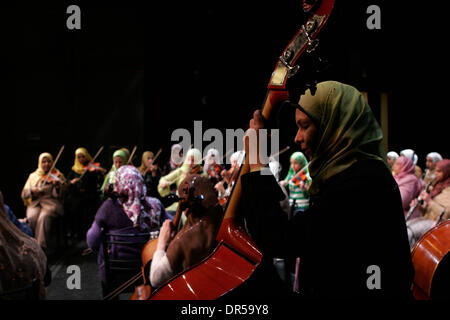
[100,149,130,192]
[297,81,387,195]
[113,149,129,164]
[284,151,309,181]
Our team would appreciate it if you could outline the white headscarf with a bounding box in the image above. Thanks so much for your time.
[400,149,418,165]
[170,144,183,169]
[387,151,399,161]
[230,151,245,167]
[426,152,443,163]
[204,148,220,173]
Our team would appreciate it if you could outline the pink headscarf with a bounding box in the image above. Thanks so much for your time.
[393,156,416,180]
[430,159,450,198]
[394,156,423,215]
[115,165,161,231]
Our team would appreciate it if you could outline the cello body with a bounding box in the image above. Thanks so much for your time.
[150,218,262,299]
[411,219,450,299]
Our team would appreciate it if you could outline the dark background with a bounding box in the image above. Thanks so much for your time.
[1,0,448,216]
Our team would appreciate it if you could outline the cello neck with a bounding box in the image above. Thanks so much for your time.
[222,90,288,222]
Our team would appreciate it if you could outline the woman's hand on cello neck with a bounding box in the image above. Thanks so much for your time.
[245,110,266,172]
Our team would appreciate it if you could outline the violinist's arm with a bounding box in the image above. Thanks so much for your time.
[158,169,181,197]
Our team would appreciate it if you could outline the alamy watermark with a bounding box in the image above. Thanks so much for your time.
[170,121,280,169]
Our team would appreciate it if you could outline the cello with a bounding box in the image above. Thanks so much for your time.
[410,219,450,299]
[131,0,336,300]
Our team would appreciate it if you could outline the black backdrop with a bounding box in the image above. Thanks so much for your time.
[2,0,448,217]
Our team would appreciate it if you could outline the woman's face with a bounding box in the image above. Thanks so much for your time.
[290,158,301,173]
[294,109,318,159]
[435,166,444,183]
[77,153,88,166]
[114,156,125,169]
[41,157,52,173]
[426,157,435,170]
[392,160,401,174]
[187,155,196,168]
[145,155,153,165]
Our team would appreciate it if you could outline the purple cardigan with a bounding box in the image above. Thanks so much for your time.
[86,199,150,283]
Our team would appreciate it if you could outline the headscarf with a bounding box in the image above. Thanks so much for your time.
[180,148,203,173]
[393,156,416,180]
[204,148,220,173]
[230,150,245,167]
[138,151,154,176]
[0,191,47,299]
[387,151,399,161]
[101,149,130,191]
[430,159,450,198]
[114,165,161,231]
[72,147,93,175]
[170,144,183,170]
[400,149,418,165]
[113,149,129,165]
[22,153,64,205]
[426,152,443,164]
[284,151,310,182]
[297,81,387,195]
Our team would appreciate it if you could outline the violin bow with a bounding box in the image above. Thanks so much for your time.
[270,145,290,160]
[78,146,104,181]
[127,145,137,165]
[221,148,234,163]
[41,145,65,185]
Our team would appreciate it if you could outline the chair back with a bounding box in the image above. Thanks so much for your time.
[100,227,151,297]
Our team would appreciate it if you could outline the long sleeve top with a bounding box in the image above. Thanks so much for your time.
[241,160,414,298]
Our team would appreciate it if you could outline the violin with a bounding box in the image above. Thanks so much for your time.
[77,146,105,183]
[208,163,224,181]
[40,170,63,185]
[84,162,102,172]
[189,164,202,174]
[290,165,309,188]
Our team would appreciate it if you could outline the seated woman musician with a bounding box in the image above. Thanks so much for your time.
[87,165,169,295]
[149,174,223,288]
[423,152,443,185]
[280,151,312,217]
[65,147,106,240]
[138,151,162,199]
[407,159,450,248]
[100,149,129,199]
[21,152,67,255]
[215,150,245,202]
[392,155,423,217]
[204,148,224,186]
[242,81,414,298]
[157,148,205,216]
[162,144,183,176]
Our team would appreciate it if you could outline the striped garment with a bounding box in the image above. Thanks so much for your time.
[287,174,311,210]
